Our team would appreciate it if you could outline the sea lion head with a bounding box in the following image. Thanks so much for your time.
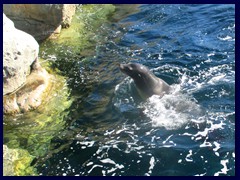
[119,63,170,99]
[119,63,150,80]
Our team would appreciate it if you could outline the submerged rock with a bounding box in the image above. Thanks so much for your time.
[3,145,37,176]
[4,70,73,156]
[3,4,77,41]
[4,71,73,175]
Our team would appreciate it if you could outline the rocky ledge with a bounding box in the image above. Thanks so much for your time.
[3,4,77,41]
[3,14,51,114]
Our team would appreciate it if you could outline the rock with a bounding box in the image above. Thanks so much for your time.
[3,13,39,95]
[3,13,51,114]
[4,72,73,158]
[61,4,77,28]
[3,145,37,176]
[3,145,14,176]
[3,59,51,114]
[3,4,77,41]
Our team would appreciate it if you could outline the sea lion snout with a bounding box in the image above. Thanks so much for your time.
[119,63,133,75]
[119,63,124,70]
[119,63,125,74]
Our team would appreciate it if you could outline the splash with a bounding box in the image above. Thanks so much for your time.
[141,92,205,130]
[114,73,206,130]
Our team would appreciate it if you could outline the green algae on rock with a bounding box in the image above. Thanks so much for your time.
[4,71,73,157]
[3,60,50,114]
[40,4,116,56]
[3,4,116,176]
[3,68,73,176]
[3,145,37,176]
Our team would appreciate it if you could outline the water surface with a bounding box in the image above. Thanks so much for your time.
[36,4,235,176]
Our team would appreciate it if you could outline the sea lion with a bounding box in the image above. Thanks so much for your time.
[119,63,170,99]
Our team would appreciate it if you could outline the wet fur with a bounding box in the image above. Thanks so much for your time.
[119,63,170,99]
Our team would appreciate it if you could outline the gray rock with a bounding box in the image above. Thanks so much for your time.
[3,14,52,114]
[3,60,51,114]
[3,4,77,41]
[3,13,39,95]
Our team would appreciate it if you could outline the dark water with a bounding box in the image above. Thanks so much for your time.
[37,4,235,176]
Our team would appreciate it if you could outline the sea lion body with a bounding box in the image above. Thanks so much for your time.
[119,63,170,99]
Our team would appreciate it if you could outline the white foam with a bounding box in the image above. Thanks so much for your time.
[207,53,215,57]
[100,158,116,165]
[194,128,209,138]
[88,164,103,174]
[102,170,106,176]
[142,93,204,130]
[182,132,193,136]
[185,150,193,162]
[79,141,95,147]
[104,129,115,135]
[163,135,174,144]
[194,117,226,145]
[112,62,234,176]
[107,167,117,173]
[213,142,221,152]
[195,172,207,176]
[86,162,94,166]
[199,141,212,148]
[147,156,155,174]
[214,159,229,176]
[218,35,234,41]
[116,164,124,169]
[208,74,226,84]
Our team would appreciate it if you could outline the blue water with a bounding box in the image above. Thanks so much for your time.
[37,4,235,176]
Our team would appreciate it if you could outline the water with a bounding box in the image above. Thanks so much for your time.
[36,4,235,176]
